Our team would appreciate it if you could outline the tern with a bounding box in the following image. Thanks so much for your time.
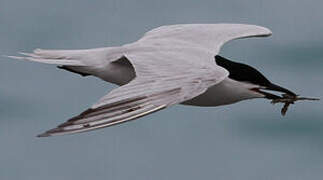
[9,24,299,137]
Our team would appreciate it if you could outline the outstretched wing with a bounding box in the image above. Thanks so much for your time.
[137,24,272,61]
[38,59,225,137]
[37,24,272,137]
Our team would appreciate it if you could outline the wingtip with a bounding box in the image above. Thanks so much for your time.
[262,27,272,37]
[37,132,51,138]
[265,29,273,36]
[36,127,65,137]
[248,24,272,37]
[37,128,59,137]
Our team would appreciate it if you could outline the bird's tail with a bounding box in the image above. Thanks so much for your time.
[6,47,124,67]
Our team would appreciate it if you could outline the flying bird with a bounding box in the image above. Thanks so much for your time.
[9,24,300,137]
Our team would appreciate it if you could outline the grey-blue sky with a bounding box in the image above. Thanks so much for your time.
[0,0,322,179]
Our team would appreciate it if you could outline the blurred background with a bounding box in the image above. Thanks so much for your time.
[0,0,322,179]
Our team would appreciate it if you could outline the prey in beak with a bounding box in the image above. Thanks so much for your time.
[252,83,319,116]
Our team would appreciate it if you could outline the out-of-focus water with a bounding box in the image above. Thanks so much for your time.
[0,0,322,179]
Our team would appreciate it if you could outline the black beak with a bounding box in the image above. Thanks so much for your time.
[256,83,297,100]
[266,83,296,96]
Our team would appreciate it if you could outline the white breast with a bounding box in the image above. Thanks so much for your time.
[182,77,264,107]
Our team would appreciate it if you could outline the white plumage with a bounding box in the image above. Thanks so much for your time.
[9,24,273,137]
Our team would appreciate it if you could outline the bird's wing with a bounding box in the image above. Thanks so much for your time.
[137,24,272,63]
[38,24,272,137]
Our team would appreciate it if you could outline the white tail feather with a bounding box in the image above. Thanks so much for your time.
[7,47,124,66]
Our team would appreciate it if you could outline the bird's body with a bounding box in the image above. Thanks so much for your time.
[69,53,261,107]
[183,78,262,106]
[9,24,297,137]
[104,58,262,106]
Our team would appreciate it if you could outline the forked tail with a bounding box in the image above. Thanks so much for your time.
[7,47,124,67]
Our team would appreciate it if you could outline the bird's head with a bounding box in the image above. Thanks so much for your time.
[215,55,296,100]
